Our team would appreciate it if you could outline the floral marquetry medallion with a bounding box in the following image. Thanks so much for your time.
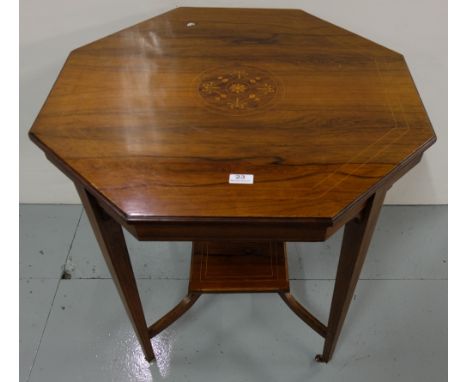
[198,66,280,115]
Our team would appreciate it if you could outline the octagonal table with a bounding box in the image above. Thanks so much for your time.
[29,7,436,364]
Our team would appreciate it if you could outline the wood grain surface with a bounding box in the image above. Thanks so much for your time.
[29,7,436,223]
[189,241,289,293]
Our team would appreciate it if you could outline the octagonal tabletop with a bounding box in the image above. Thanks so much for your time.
[30,7,436,223]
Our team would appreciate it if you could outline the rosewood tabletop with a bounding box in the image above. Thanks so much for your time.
[29,7,435,225]
[29,7,436,364]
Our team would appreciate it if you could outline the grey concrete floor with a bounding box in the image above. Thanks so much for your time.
[19,204,447,382]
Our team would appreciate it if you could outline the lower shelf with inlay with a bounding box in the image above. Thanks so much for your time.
[189,241,289,293]
[147,240,328,349]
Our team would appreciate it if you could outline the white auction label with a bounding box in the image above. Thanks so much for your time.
[229,174,254,184]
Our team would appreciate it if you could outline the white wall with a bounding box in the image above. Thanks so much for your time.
[20,0,447,204]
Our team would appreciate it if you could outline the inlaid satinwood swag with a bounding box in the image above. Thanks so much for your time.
[29,7,436,365]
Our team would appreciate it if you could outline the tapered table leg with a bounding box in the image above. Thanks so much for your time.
[316,190,386,363]
[76,185,155,361]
